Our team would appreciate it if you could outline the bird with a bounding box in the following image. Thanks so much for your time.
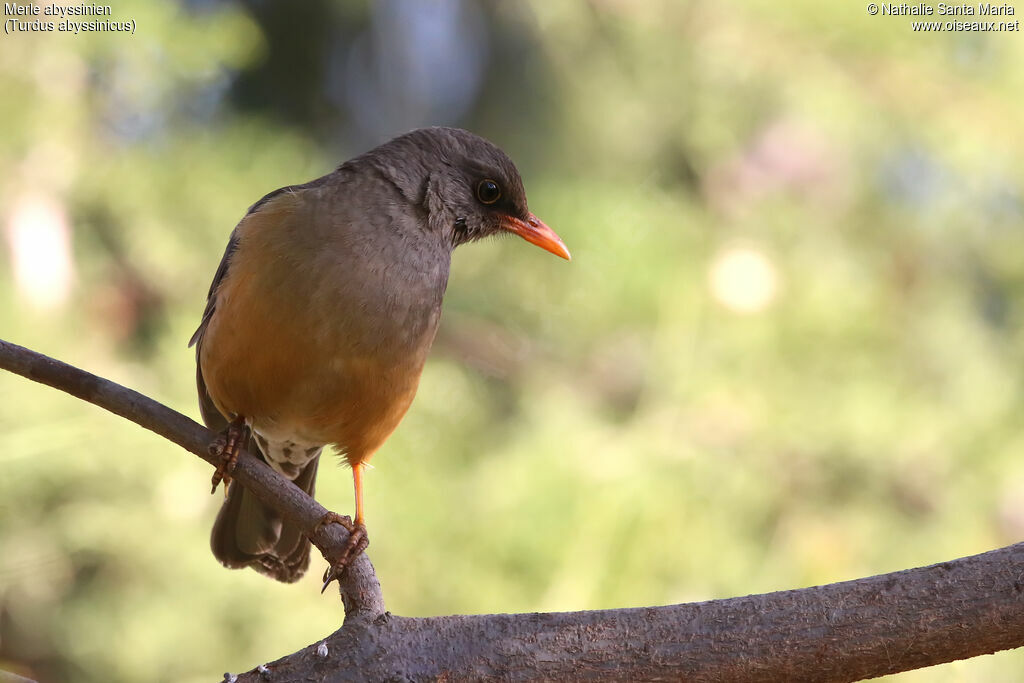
[190,127,570,583]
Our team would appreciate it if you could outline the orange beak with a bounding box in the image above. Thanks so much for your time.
[501,213,571,261]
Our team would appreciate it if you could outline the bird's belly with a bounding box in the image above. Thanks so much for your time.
[206,336,426,463]
[265,353,423,461]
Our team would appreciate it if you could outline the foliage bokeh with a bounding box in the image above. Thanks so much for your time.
[2,1,1024,680]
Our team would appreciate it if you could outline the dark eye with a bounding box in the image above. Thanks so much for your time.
[476,179,501,205]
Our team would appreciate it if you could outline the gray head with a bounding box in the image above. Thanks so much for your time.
[352,127,570,259]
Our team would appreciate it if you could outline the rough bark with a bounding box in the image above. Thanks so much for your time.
[2,338,1023,682]
[238,543,1024,681]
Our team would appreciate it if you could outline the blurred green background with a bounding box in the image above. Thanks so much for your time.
[3,1,1024,681]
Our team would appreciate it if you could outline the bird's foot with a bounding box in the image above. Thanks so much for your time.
[209,416,249,496]
[317,512,369,593]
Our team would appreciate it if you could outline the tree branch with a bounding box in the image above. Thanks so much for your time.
[0,338,383,620]
[241,542,1024,682]
[3,337,1023,681]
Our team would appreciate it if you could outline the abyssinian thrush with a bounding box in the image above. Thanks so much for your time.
[190,127,570,583]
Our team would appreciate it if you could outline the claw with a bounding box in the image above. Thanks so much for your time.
[316,512,369,593]
[321,566,340,594]
[210,416,249,495]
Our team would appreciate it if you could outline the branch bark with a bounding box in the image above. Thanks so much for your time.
[237,542,1024,681]
[3,338,1023,681]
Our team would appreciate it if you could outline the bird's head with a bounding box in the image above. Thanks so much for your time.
[371,127,571,261]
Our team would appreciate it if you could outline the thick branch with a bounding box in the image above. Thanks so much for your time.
[4,338,1024,680]
[0,338,383,619]
[241,542,1024,681]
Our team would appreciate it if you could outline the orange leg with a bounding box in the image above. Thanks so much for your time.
[317,462,370,591]
[353,461,365,525]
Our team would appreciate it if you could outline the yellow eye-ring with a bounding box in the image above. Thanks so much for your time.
[476,179,501,204]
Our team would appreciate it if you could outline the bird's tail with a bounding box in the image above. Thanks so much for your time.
[210,443,321,583]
